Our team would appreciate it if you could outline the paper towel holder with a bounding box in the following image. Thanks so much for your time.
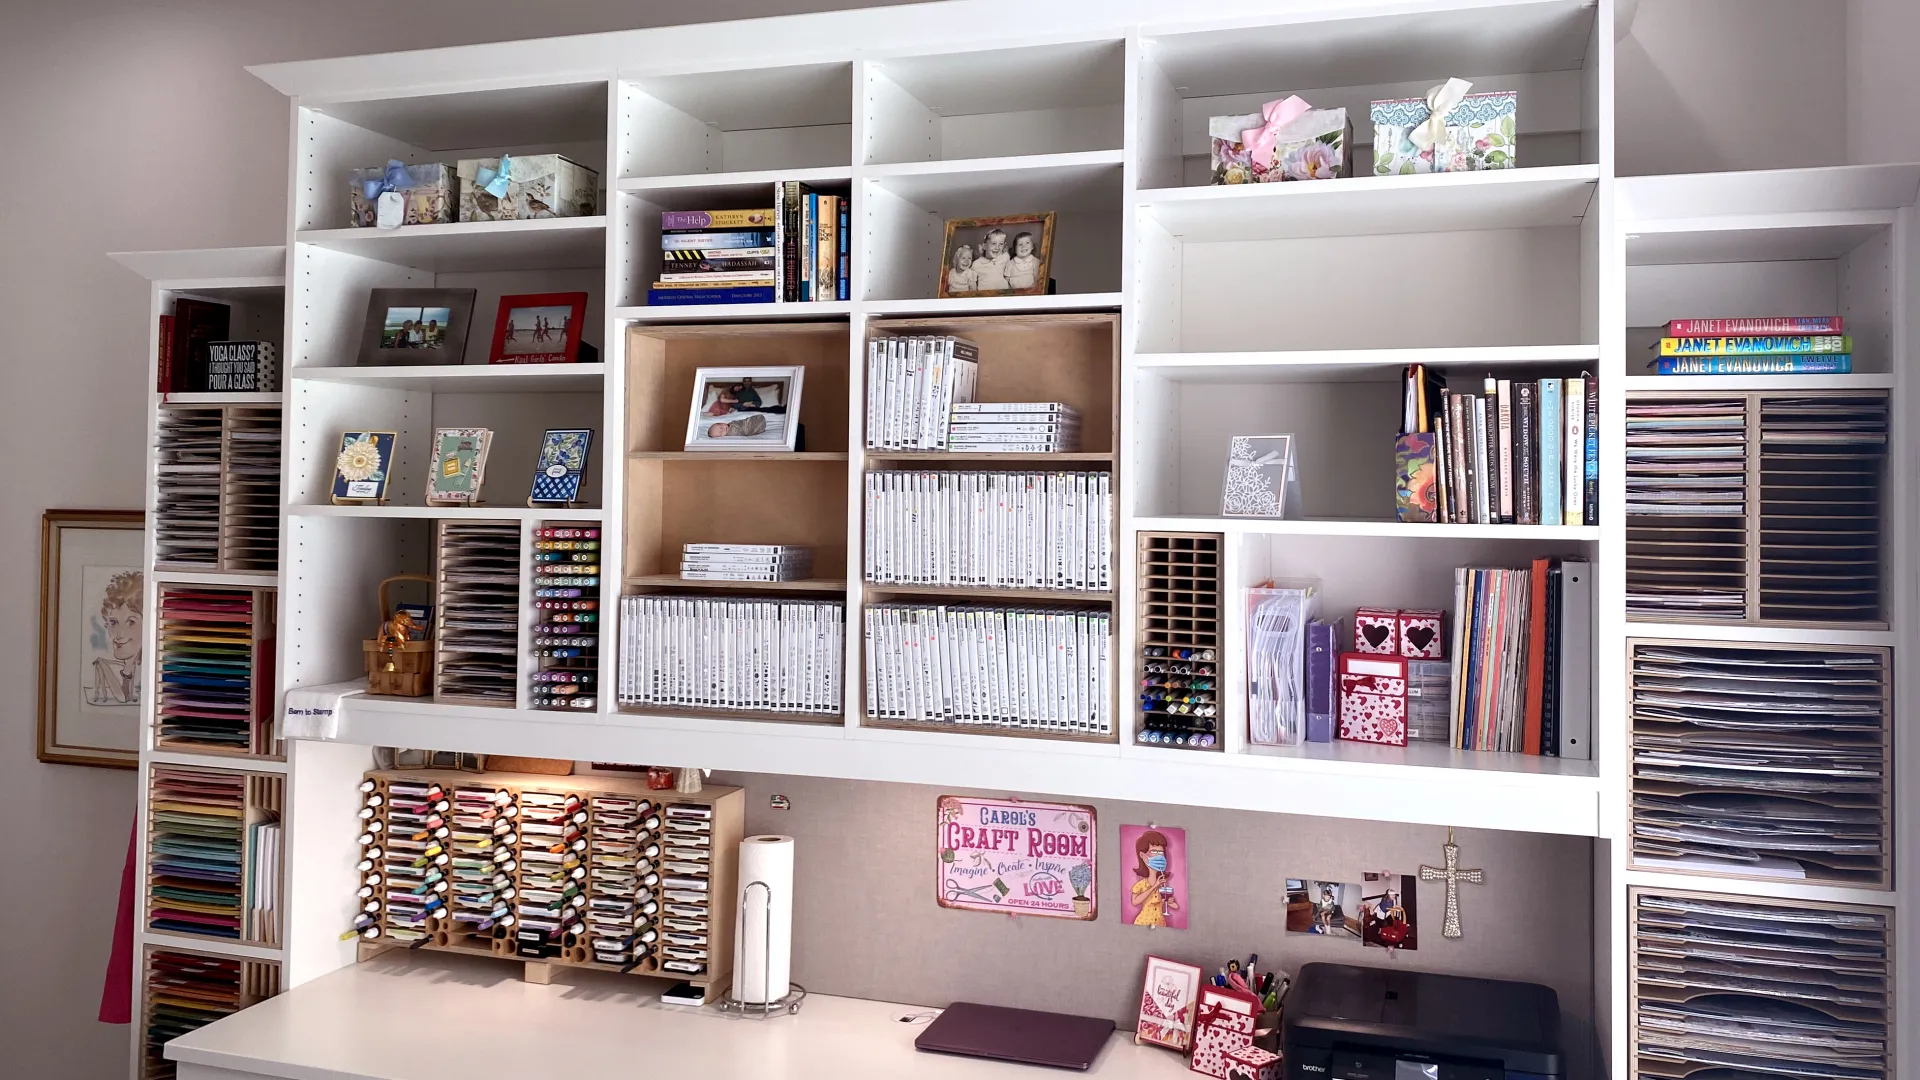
[717,878,807,1017]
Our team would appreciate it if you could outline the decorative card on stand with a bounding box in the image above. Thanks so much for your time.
[332,431,396,504]
[1135,955,1202,1051]
[1395,609,1444,659]
[1338,653,1409,746]
[1189,985,1261,1078]
[1221,435,1302,518]
[530,429,592,505]
[1209,96,1351,184]
[1352,608,1399,654]
[425,427,492,506]
[1372,79,1517,175]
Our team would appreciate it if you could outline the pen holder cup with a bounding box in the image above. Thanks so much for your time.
[1255,1009,1283,1053]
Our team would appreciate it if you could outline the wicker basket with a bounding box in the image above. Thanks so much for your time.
[364,575,433,697]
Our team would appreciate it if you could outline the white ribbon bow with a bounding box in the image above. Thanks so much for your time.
[1409,78,1473,150]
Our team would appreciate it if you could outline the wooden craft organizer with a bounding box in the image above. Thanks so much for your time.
[153,584,280,758]
[356,770,744,1003]
[138,943,280,1080]
[153,402,283,573]
[1136,532,1222,751]
[145,763,285,948]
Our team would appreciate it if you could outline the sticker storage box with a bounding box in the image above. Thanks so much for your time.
[1371,80,1517,175]
[457,154,600,221]
[347,161,455,227]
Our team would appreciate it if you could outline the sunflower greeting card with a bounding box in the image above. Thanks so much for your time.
[332,431,396,503]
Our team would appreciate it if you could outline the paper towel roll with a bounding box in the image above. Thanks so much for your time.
[733,834,795,1003]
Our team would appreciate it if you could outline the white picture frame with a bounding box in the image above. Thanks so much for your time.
[683,366,804,452]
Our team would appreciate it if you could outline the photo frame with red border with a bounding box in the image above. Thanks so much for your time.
[488,291,591,365]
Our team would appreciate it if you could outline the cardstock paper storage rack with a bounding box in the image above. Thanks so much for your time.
[1136,533,1222,750]
[138,943,280,1080]
[145,763,285,948]
[355,770,744,1003]
[434,521,521,707]
[154,584,280,757]
[153,403,283,573]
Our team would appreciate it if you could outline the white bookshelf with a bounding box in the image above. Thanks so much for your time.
[86,2,1898,1078]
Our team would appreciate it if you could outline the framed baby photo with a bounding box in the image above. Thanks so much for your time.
[38,510,145,768]
[357,287,476,367]
[683,366,803,452]
[937,212,1056,299]
[487,291,594,365]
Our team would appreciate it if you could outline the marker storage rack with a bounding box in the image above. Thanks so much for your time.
[530,524,601,712]
[1136,532,1221,750]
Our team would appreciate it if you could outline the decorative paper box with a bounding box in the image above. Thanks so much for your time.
[458,154,600,221]
[1189,986,1262,1078]
[1396,609,1444,659]
[1339,653,1409,746]
[1353,607,1399,654]
[347,161,454,227]
[1209,98,1352,184]
[1371,82,1517,175]
[1223,1045,1282,1080]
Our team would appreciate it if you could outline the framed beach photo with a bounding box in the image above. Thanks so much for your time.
[38,510,145,768]
[937,212,1056,299]
[357,288,476,367]
[488,291,592,365]
[683,367,803,452]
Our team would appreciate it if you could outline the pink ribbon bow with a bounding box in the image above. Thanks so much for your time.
[1241,95,1315,169]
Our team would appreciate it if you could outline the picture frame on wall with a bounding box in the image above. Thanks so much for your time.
[683,366,803,452]
[356,287,476,367]
[487,292,595,365]
[937,212,1056,299]
[38,510,145,768]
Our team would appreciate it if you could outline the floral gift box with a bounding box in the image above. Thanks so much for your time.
[1209,95,1351,184]
[347,161,455,227]
[457,154,600,221]
[1371,79,1516,174]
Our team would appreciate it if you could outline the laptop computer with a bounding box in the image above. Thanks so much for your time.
[914,1002,1117,1071]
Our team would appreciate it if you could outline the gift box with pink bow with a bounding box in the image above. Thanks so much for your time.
[1371,78,1517,175]
[1208,95,1352,184]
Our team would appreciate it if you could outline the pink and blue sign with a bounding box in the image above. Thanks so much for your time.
[936,796,1097,920]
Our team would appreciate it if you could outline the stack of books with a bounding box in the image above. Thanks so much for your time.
[680,543,814,583]
[646,181,849,307]
[1404,366,1598,526]
[949,402,1081,453]
[864,335,980,449]
[1654,316,1850,374]
[1449,557,1590,757]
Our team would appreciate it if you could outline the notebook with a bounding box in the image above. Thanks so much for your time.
[914,1002,1115,1071]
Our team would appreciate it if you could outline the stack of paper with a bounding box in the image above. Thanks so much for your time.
[1625,398,1747,620]
[1630,644,1887,884]
[658,804,714,977]
[617,596,843,716]
[1757,396,1887,622]
[435,522,520,704]
[863,604,1112,737]
[143,949,244,1079]
[155,588,261,753]
[244,819,280,945]
[155,408,223,566]
[147,767,245,940]
[221,408,281,571]
[1634,892,1889,1080]
[680,543,813,583]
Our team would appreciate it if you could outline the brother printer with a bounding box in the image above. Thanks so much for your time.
[1281,962,1563,1080]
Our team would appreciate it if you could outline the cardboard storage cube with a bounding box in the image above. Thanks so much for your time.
[458,154,600,221]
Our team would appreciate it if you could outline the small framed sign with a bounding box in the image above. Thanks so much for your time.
[936,795,1096,920]
[1220,434,1302,519]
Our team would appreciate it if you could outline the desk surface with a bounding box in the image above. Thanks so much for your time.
[169,952,1192,1080]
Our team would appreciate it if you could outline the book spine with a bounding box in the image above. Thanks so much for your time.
[1495,379,1513,523]
[1655,354,1852,375]
[837,197,850,302]
[157,313,174,395]
[1447,391,1468,525]
[662,230,776,249]
[1514,380,1537,525]
[1582,371,1598,527]
[1563,378,1585,526]
[1539,378,1561,530]
[799,194,815,302]
[781,182,802,303]
[659,209,774,230]
[657,269,777,282]
[646,286,775,306]
[1434,391,1451,525]
[1479,393,1498,525]
[662,249,777,262]
[1523,557,1548,755]
[819,195,837,303]
[1658,334,1850,355]
[1667,316,1842,336]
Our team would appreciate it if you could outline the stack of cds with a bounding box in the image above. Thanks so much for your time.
[680,543,814,583]
[1405,659,1451,742]
[585,795,659,967]
[948,402,1080,453]
[617,595,843,715]
[514,791,586,958]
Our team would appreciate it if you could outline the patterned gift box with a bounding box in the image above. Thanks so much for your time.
[1371,80,1517,175]
[1223,1045,1281,1080]
[347,161,455,227]
[1395,609,1444,659]
[1352,607,1399,654]
[1189,986,1262,1078]
[1209,97,1352,184]
[1338,653,1408,746]
[457,154,600,221]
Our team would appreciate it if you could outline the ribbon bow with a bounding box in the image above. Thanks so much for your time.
[359,160,422,202]
[1240,95,1314,169]
[1409,78,1473,150]
[473,155,515,199]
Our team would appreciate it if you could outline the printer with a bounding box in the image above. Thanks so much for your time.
[1281,962,1563,1080]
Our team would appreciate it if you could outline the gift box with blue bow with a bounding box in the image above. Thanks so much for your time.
[456,154,599,222]
[347,160,455,227]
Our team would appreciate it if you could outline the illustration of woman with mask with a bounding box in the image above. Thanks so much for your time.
[1130,829,1179,927]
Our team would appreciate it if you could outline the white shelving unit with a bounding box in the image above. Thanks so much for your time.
[114,2,1906,1077]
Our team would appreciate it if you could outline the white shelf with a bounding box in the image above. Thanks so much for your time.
[1135,344,1600,382]
[145,749,288,773]
[1622,373,1893,392]
[159,392,285,406]
[1619,868,1901,910]
[1137,165,1600,243]
[1617,162,1920,224]
[615,165,851,194]
[292,363,606,393]
[864,293,1124,316]
[1133,515,1600,542]
[865,152,1123,214]
[295,217,606,273]
[137,932,286,962]
[288,504,603,522]
[1623,621,1896,646]
[109,245,285,287]
[615,300,852,322]
[1625,214,1894,266]
[152,569,280,589]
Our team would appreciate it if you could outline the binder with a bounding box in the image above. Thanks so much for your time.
[1304,620,1336,743]
[1555,559,1591,760]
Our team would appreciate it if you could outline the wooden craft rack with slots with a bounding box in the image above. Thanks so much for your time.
[153,584,280,758]
[138,943,281,1080]
[355,771,744,1003]
[1135,532,1222,751]
[145,763,285,950]
[152,403,283,574]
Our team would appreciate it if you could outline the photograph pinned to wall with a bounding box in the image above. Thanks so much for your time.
[1221,435,1302,519]
[1134,955,1203,1051]
[684,366,803,452]
[425,427,493,506]
[1120,825,1188,929]
[1284,878,1361,939]
[937,212,1056,299]
[530,428,593,506]
[356,288,476,367]
[38,510,144,768]
[487,292,595,365]
[332,431,397,504]
[936,795,1096,920]
[1360,871,1418,950]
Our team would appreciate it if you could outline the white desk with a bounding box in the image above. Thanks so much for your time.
[167,952,1191,1080]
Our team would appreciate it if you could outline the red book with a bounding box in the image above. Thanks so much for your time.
[157,313,174,394]
[1666,316,1841,336]
[1522,557,1549,755]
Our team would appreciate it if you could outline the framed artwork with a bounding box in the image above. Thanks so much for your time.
[1221,434,1302,519]
[935,795,1096,920]
[1135,955,1202,1051]
[488,291,592,365]
[38,510,145,768]
[683,366,802,452]
[937,212,1056,299]
[357,288,476,367]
